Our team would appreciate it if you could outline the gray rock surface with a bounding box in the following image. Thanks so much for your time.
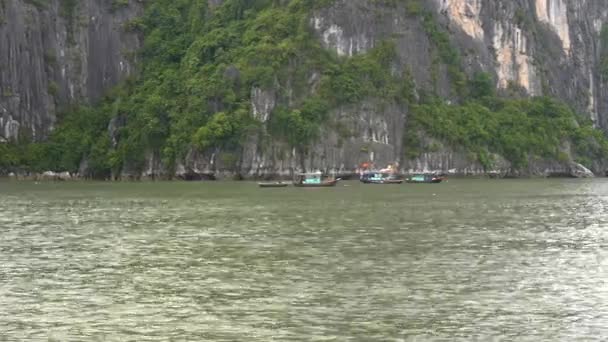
[3,0,608,178]
[569,162,595,178]
[0,0,141,141]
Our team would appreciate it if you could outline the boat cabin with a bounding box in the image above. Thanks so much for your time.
[296,172,323,185]
[410,175,429,182]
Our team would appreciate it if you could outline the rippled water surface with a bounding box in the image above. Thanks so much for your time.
[1,179,607,341]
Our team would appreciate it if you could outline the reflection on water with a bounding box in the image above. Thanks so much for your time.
[0,179,607,340]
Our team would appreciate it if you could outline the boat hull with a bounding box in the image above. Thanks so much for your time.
[361,179,403,184]
[406,179,443,184]
[258,183,289,188]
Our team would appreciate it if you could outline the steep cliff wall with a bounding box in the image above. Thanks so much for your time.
[3,0,608,178]
[228,0,608,178]
[0,0,141,142]
[315,0,608,123]
[443,0,608,127]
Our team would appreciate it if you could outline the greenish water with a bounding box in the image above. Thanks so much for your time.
[1,179,607,341]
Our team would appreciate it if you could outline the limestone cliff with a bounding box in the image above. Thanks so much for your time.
[229,0,608,178]
[0,0,141,142]
[2,0,608,178]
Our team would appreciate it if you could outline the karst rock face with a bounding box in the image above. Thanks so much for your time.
[0,0,142,142]
[2,0,608,177]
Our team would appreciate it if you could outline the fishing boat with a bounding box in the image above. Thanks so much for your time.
[360,172,403,184]
[406,174,444,184]
[359,163,403,184]
[258,182,289,188]
[293,172,340,187]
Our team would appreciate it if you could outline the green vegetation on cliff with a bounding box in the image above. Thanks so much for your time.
[407,94,608,169]
[1,0,607,177]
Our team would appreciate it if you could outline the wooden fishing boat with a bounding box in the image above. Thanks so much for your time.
[293,172,340,187]
[406,174,444,184]
[293,179,339,187]
[258,182,289,188]
[360,172,403,184]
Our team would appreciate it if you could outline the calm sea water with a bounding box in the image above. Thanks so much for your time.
[0,179,607,341]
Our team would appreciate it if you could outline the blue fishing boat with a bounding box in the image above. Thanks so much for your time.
[294,172,340,187]
[360,172,403,184]
[359,163,402,184]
